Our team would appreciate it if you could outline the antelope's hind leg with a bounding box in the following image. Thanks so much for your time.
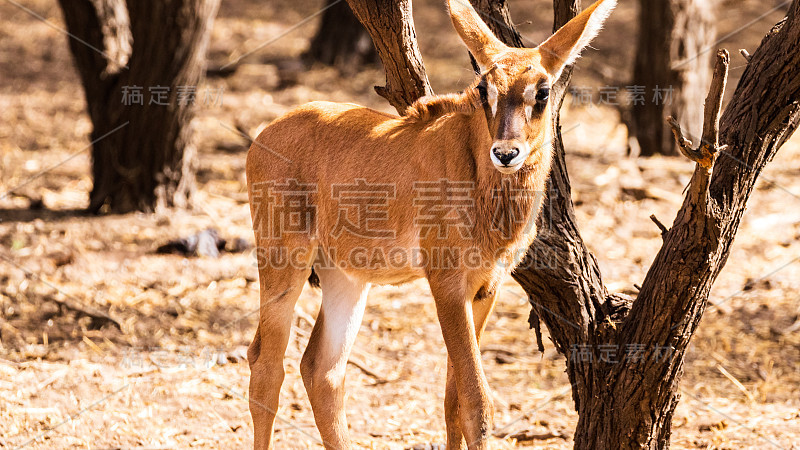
[248,239,314,450]
[300,267,370,450]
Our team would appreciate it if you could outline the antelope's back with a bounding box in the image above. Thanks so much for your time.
[246,101,406,186]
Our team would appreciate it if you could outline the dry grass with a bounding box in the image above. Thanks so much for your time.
[1,0,799,448]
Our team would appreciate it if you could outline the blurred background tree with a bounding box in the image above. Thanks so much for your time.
[57,0,220,213]
[304,0,378,70]
[630,0,717,156]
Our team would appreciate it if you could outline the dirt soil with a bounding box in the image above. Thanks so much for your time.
[1,0,799,448]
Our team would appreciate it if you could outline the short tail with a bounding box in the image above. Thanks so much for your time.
[308,268,320,289]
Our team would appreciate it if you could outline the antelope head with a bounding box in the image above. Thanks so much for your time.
[448,0,616,174]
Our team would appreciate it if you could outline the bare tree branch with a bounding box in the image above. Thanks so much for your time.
[344,0,432,112]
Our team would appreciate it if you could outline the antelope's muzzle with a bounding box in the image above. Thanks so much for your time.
[490,140,529,174]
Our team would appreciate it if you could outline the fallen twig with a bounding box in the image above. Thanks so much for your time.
[480,345,516,356]
[46,294,122,330]
[505,429,568,442]
[294,306,391,384]
[347,356,389,384]
[715,363,755,402]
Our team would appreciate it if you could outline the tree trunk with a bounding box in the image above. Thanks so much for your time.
[305,0,378,70]
[344,0,433,113]
[58,0,220,213]
[631,0,716,156]
[334,0,800,447]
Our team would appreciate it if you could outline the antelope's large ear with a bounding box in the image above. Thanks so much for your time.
[538,0,616,78]
[447,0,507,69]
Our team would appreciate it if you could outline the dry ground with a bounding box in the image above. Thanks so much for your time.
[1,0,799,448]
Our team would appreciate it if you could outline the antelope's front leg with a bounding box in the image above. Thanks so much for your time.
[444,285,499,449]
[444,357,465,450]
[430,278,495,449]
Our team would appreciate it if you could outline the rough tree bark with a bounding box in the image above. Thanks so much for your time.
[631,0,717,156]
[58,0,220,213]
[305,0,379,70]
[344,0,433,113]
[513,2,800,448]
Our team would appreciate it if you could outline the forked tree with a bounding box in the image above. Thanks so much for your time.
[344,0,800,448]
[58,0,219,213]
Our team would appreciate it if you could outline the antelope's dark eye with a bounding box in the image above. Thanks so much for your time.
[536,86,550,103]
[476,80,488,102]
[477,81,487,97]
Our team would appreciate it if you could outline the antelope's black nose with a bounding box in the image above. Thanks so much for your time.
[492,147,520,166]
